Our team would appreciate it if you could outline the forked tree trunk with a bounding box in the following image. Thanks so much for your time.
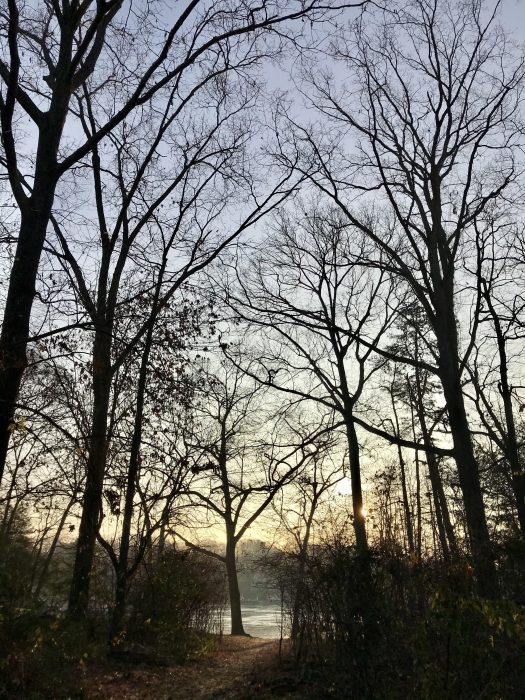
[68,326,113,617]
[111,320,155,636]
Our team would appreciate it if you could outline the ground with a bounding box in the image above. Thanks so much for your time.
[86,636,299,699]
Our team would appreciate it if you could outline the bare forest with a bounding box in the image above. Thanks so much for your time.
[1,1,525,698]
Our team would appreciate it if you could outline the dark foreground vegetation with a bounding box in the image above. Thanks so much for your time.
[1,0,525,697]
[3,526,524,698]
[277,542,525,698]
[0,528,227,697]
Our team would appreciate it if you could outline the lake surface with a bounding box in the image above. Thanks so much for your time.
[220,602,286,639]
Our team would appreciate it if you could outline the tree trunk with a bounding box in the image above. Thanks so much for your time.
[436,318,498,597]
[0,202,54,483]
[425,171,497,596]
[484,290,525,535]
[111,322,154,637]
[408,399,423,564]
[0,70,70,484]
[413,367,457,559]
[414,447,422,565]
[344,414,368,555]
[391,395,415,555]
[68,326,113,617]
[507,437,525,536]
[225,534,245,636]
[427,450,451,559]
[430,446,460,557]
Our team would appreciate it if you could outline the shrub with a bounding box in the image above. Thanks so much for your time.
[122,546,227,661]
[280,543,525,698]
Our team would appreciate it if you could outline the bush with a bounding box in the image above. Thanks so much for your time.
[0,543,228,696]
[121,547,227,661]
[280,543,525,698]
[0,611,104,699]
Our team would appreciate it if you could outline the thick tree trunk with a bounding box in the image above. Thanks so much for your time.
[426,173,497,596]
[435,317,498,598]
[0,71,70,484]
[0,203,54,483]
[344,414,368,555]
[225,534,245,636]
[68,327,113,617]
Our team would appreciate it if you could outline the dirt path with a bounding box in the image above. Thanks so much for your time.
[87,636,293,699]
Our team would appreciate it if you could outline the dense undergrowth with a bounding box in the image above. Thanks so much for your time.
[2,516,525,699]
[281,541,525,699]
[0,535,226,699]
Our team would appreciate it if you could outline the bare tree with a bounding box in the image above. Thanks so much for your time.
[466,219,525,535]
[226,205,411,555]
[289,0,524,596]
[0,0,365,485]
[59,82,299,618]
[174,359,331,635]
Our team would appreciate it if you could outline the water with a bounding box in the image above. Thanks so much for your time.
[221,602,286,639]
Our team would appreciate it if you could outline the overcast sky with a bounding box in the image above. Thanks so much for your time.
[502,0,525,37]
